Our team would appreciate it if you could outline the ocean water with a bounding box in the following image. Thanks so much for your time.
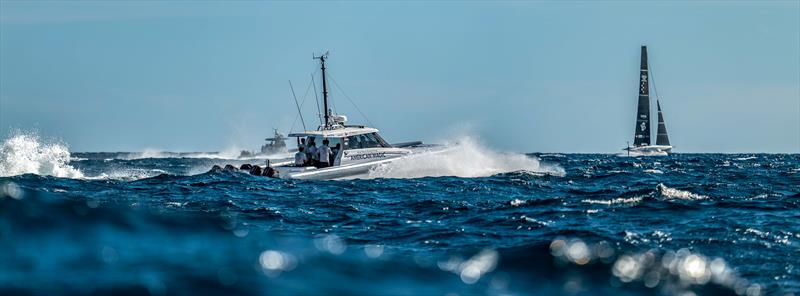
[0,134,798,295]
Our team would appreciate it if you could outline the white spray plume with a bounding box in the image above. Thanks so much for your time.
[0,132,84,178]
[124,145,291,160]
[367,136,564,179]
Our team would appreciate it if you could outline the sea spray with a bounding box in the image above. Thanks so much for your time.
[0,132,84,178]
[123,146,290,160]
[367,136,565,179]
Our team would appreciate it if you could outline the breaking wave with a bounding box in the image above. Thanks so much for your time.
[367,137,565,179]
[657,183,709,200]
[0,132,84,178]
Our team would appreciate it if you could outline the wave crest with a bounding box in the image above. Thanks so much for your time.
[657,184,709,200]
[0,133,84,178]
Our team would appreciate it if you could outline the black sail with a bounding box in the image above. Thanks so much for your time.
[656,100,670,146]
[633,45,651,146]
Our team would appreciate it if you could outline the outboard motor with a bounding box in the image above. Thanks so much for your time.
[210,165,223,172]
[223,164,238,172]
[240,164,253,171]
[263,167,276,178]
[249,165,263,176]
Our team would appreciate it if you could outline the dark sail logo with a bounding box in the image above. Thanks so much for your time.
[640,74,648,94]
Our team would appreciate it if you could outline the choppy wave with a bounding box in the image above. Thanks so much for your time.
[0,193,766,295]
[582,196,644,205]
[657,183,709,200]
[0,132,84,178]
[1,137,798,294]
[368,137,565,179]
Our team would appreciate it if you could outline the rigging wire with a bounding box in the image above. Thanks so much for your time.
[327,73,376,128]
[289,80,306,131]
[288,76,316,132]
[648,59,661,102]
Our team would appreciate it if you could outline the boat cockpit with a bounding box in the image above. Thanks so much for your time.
[288,125,397,167]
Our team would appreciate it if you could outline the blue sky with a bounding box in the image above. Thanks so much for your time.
[1,1,798,153]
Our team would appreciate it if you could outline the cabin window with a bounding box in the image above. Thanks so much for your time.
[343,133,390,149]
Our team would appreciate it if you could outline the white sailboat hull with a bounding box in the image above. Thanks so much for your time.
[623,145,672,156]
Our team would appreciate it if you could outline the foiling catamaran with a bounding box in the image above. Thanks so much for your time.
[254,53,444,180]
[624,45,673,156]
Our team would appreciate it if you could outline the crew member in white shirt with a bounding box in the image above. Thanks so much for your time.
[294,146,308,166]
[317,139,333,168]
[306,139,318,166]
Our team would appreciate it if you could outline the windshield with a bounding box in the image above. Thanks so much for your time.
[343,133,390,149]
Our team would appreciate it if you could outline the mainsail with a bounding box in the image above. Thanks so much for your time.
[656,100,670,146]
[633,45,651,146]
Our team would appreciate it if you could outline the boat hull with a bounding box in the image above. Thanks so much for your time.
[623,145,673,156]
[272,145,449,180]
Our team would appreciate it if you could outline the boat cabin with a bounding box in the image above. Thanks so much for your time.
[288,125,398,166]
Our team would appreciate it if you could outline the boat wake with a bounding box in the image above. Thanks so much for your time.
[0,132,84,179]
[367,136,565,179]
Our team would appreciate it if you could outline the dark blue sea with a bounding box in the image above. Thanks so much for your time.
[1,135,798,295]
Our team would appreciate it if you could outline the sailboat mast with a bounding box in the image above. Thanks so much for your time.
[318,54,331,128]
[633,45,651,147]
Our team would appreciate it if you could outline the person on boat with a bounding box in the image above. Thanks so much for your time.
[294,146,308,166]
[306,139,318,166]
[317,139,333,168]
[355,135,365,149]
[330,143,341,164]
[298,138,307,152]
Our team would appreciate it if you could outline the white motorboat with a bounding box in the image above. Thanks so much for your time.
[268,53,445,180]
[624,45,673,156]
[239,129,289,158]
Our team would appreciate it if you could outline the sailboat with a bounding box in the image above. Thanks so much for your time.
[624,45,673,156]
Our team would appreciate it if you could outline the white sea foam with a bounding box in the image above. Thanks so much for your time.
[123,148,231,160]
[0,132,175,181]
[643,169,664,174]
[657,183,708,200]
[582,196,643,205]
[367,137,565,179]
[0,133,84,178]
[85,168,168,181]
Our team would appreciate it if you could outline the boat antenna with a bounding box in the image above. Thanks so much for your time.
[314,51,331,128]
[288,80,306,131]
